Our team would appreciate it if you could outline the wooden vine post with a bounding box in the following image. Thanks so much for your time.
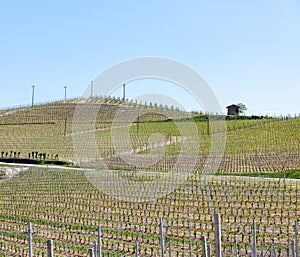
[28,222,33,257]
[295,217,299,257]
[159,217,165,257]
[88,248,95,257]
[214,213,222,257]
[252,219,257,257]
[201,236,208,257]
[97,225,102,257]
[135,241,139,257]
[47,239,54,257]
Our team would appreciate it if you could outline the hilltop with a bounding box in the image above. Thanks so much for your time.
[0,97,191,163]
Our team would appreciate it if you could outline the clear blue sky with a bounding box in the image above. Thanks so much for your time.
[0,1,299,116]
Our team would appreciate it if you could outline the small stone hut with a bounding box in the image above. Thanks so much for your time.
[226,104,240,115]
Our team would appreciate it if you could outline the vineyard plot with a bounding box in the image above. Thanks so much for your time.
[0,99,299,256]
[0,167,299,256]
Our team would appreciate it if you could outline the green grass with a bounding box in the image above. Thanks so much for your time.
[216,169,300,179]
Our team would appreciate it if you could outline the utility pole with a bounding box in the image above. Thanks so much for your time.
[31,85,35,107]
[91,80,93,98]
[123,83,126,101]
[64,86,67,136]
[64,86,67,100]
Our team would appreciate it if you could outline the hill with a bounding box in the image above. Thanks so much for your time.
[0,98,190,162]
[0,98,299,172]
[0,98,299,256]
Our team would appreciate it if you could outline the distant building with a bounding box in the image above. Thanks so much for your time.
[226,104,240,115]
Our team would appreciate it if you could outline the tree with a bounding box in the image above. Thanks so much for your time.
[237,103,247,114]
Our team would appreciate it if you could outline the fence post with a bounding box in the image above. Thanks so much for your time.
[214,213,222,257]
[47,239,53,257]
[159,217,165,257]
[252,219,257,257]
[97,225,102,257]
[28,222,33,257]
[201,236,208,257]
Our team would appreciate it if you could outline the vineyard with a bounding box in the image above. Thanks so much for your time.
[0,166,299,256]
[0,98,299,173]
[0,98,299,256]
